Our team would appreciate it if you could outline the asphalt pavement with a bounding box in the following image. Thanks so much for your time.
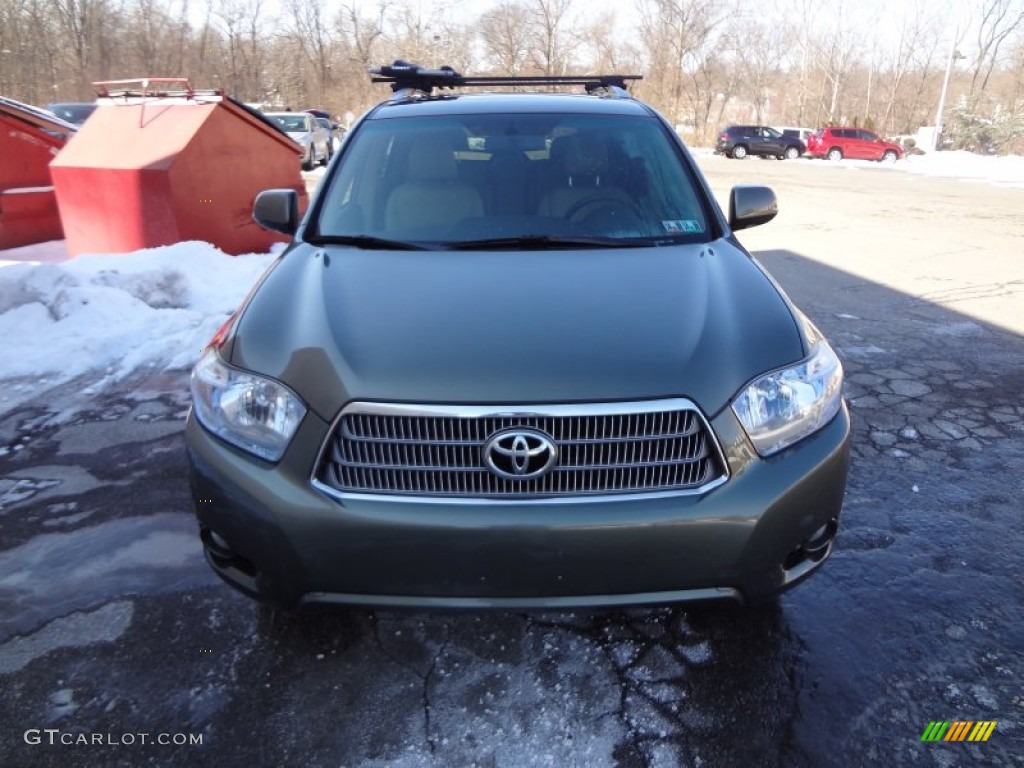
[1,157,1022,767]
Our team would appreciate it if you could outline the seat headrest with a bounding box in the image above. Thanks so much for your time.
[407,134,463,181]
[550,133,612,177]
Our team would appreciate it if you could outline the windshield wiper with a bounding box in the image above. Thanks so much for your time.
[448,235,655,250]
[306,234,434,251]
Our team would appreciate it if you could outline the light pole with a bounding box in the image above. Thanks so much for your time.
[933,30,964,152]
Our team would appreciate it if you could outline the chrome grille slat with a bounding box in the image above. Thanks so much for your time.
[316,400,727,499]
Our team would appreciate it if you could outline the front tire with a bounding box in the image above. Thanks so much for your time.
[784,146,800,160]
[302,148,315,171]
[881,150,898,163]
[731,144,748,159]
[827,148,843,162]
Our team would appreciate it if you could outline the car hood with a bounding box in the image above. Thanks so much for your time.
[232,242,805,421]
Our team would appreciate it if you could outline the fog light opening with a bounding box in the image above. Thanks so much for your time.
[783,518,838,571]
[201,526,258,577]
[803,518,838,555]
[204,527,234,560]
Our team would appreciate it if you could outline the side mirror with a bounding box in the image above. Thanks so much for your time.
[253,189,299,235]
[729,185,778,231]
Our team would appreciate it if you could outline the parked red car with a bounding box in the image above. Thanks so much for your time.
[806,128,903,162]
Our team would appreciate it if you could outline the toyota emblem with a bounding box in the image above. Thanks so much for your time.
[483,429,558,480]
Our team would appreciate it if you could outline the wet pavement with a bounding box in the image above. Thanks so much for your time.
[1,161,1023,767]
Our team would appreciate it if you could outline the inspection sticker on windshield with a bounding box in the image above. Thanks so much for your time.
[662,220,702,233]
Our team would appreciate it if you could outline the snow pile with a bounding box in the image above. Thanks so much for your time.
[901,151,1024,187]
[0,241,278,384]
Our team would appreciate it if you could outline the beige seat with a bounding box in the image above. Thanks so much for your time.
[384,135,483,234]
[538,133,636,220]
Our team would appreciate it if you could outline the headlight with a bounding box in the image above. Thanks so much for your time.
[731,331,843,457]
[191,350,306,461]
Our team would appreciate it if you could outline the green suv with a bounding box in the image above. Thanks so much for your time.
[186,63,850,609]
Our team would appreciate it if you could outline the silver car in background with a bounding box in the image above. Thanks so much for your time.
[265,111,330,170]
[315,117,342,159]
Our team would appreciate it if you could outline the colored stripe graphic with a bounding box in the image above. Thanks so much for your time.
[946,721,972,741]
[921,720,996,743]
[968,722,997,742]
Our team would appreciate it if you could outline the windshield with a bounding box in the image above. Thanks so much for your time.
[47,103,96,124]
[312,112,712,247]
[268,114,310,133]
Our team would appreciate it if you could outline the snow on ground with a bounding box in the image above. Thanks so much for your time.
[0,241,278,407]
[0,240,70,266]
[693,145,1024,187]
[898,150,1024,187]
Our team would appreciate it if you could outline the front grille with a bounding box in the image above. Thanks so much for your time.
[315,401,727,500]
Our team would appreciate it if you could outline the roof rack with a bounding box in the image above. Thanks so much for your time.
[369,61,642,98]
[92,77,224,100]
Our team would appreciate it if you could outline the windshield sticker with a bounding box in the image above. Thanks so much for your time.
[662,220,702,233]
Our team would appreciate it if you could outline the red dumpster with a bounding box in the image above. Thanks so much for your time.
[0,97,76,250]
[50,78,308,256]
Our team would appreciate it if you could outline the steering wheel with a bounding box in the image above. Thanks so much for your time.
[564,196,645,224]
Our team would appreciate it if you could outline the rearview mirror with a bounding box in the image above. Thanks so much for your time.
[253,189,299,235]
[729,185,778,231]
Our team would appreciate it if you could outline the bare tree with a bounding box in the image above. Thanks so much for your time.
[528,0,574,76]
[576,9,643,75]
[338,0,386,69]
[51,0,107,95]
[125,0,190,79]
[1,0,60,101]
[732,22,787,124]
[477,1,532,74]
[327,0,387,112]
[636,0,725,137]
[969,0,1024,95]
[285,0,335,105]
[213,0,269,99]
[813,1,861,123]
[0,0,1022,151]
[386,0,440,64]
[782,0,817,125]
[430,19,477,74]
[880,1,942,133]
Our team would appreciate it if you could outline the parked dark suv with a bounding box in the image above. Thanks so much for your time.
[806,127,903,162]
[715,125,806,160]
[187,63,850,610]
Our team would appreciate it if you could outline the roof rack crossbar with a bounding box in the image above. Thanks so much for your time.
[369,61,642,96]
[92,77,224,100]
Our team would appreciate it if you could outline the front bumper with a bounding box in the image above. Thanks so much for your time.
[186,402,850,609]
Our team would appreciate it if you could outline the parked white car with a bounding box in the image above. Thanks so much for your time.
[773,126,817,153]
[265,111,330,170]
